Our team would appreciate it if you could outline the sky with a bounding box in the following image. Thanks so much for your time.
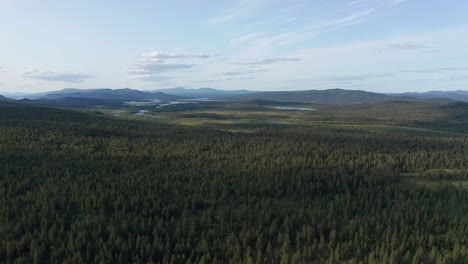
[1,0,468,94]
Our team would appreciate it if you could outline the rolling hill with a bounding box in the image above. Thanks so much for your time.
[0,95,15,102]
[0,95,17,107]
[153,87,256,98]
[391,90,468,102]
[18,97,129,108]
[24,88,180,101]
[222,89,417,104]
[11,88,468,107]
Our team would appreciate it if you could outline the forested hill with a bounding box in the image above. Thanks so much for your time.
[0,96,18,107]
[0,95,12,101]
[154,87,256,98]
[391,90,468,102]
[0,104,466,263]
[222,89,417,104]
[12,88,468,105]
[27,88,179,101]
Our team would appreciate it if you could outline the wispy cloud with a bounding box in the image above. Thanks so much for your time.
[221,69,267,76]
[228,0,416,55]
[294,8,376,43]
[317,73,396,82]
[293,66,468,87]
[206,0,268,24]
[230,33,263,47]
[283,17,298,24]
[136,75,174,83]
[347,0,370,6]
[403,75,468,83]
[238,8,376,51]
[239,58,301,65]
[311,8,375,30]
[399,66,468,73]
[392,0,409,5]
[143,51,217,59]
[246,32,302,49]
[21,69,94,83]
[439,75,468,81]
[388,42,434,50]
[126,61,194,75]
[126,50,216,83]
[197,76,256,84]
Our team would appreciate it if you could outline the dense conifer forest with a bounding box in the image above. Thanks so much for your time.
[0,104,467,263]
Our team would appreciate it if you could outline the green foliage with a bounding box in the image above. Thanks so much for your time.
[0,105,467,263]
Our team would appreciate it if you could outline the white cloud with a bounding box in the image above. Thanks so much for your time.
[121,25,468,91]
[126,50,218,83]
[126,51,204,76]
[21,69,94,83]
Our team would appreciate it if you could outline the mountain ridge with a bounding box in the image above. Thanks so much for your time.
[22,88,180,101]
[152,87,256,98]
[221,88,419,104]
[389,90,468,102]
[4,88,468,105]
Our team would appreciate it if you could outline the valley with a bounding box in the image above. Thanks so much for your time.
[0,88,467,263]
[3,2,468,263]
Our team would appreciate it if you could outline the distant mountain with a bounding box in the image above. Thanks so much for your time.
[18,97,130,108]
[29,88,179,101]
[0,95,18,107]
[153,87,256,98]
[1,92,32,100]
[0,95,14,102]
[13,88,468,106]
[222,89,417,104]
[390,90,468,102]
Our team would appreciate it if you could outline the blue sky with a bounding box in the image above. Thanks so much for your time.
[1,0,468,93]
